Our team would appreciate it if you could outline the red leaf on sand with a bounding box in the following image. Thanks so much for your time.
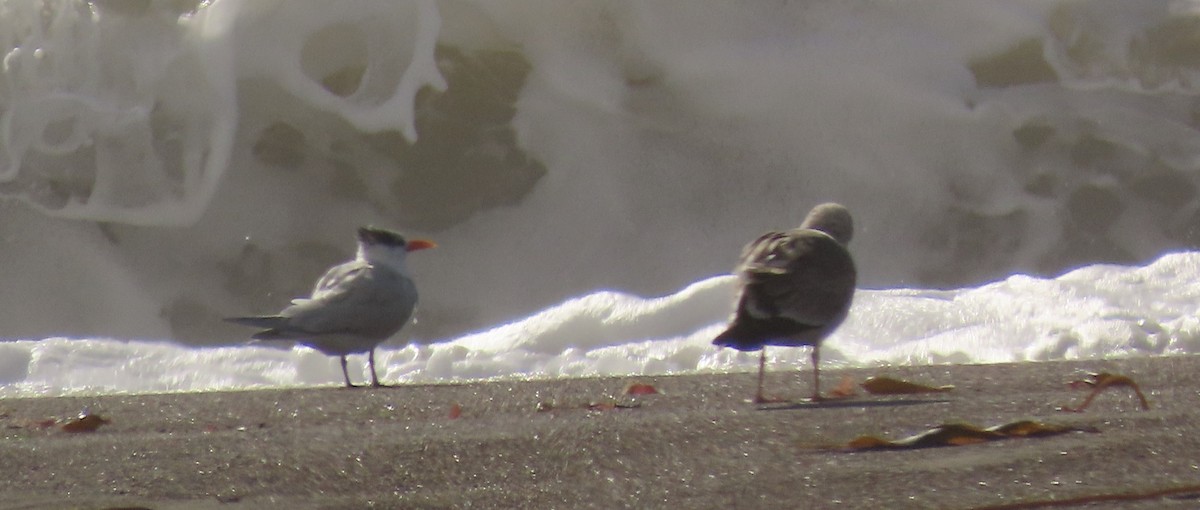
[448,403,463,419]
[625,383,658,395]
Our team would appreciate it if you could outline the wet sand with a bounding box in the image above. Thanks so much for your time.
[1,355,1198,509]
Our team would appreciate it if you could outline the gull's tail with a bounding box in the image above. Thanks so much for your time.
[224,315,293,340]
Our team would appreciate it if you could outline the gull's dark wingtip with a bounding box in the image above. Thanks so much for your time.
[225,315,287,329]
[712,321,763,351]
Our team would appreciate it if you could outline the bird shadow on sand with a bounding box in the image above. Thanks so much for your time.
[756,398,953,411]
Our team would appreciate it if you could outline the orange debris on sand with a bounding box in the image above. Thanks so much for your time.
[828,375,858,398]
[625,383,659,396]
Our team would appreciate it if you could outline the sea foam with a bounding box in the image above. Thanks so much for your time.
[3,252,1198,397]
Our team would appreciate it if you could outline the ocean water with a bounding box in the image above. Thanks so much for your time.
[3,1,1200,396]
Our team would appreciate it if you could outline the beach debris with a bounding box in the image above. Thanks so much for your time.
[199,422,265,433]
[860,376,955,395]
[587,400,641,412]
[535,398,641,413]
[624,382,658,396]
[1060,372,1150,412]
[535,386,648,413]
[60,409,110,433]
[843,420,1098,451]
[966,482,1200,509]
[828,375,858,398]
[448,403,463,420]
[21,418,58,430]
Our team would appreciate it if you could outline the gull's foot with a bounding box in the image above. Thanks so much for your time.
[814,390,856,402]
[750,394,790,404]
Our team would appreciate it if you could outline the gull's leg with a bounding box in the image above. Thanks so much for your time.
[752,349,788,404]
[340,355,359,388]
[754,349,768,403]
[808,345,825,402]
[368,348,385,388]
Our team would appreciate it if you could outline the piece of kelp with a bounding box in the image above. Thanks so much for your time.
[845,420,1099,451]
[860,376,955,395]
[1061,372,1150,412]
[61,412,110,433]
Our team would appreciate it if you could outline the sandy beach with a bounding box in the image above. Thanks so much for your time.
[1,355,1198,509]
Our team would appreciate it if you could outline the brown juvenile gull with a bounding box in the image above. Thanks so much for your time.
[713,203,856,403]
[226,226,436,388]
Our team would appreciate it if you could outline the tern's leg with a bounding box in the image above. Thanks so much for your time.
[339,355,359,388]
[368,349,384,387]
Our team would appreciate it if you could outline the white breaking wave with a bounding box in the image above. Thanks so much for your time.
[4,252,1199,397]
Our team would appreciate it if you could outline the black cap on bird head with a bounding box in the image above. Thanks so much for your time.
[357,226,408,247]
[356,226,437,252]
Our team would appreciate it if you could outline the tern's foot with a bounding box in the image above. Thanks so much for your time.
[370,381,392,388]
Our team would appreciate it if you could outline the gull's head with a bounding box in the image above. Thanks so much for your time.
[356,226,436,266]
[799,203,853,245]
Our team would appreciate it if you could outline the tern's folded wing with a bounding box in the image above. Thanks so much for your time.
[309,260,370,300]
[280,267,418,338]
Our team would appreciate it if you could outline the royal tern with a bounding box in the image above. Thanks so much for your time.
[227,226,435,388]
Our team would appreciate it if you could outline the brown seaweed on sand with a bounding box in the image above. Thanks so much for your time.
[1059,372,1150,412]
[844,420,1098,451]
[860,375,955,395]
[60,412,110,433]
